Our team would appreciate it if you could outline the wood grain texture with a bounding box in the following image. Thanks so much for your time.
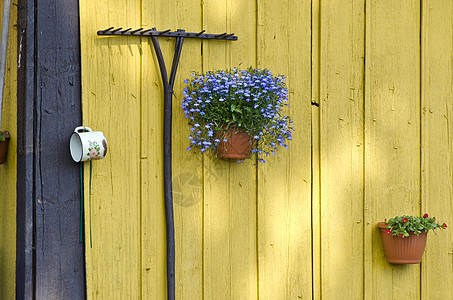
[77,0,453,299]
[33,0,85,297]
[421,1,453,298]
[311,1,321,299]
[15,0,35,297]
[169,1,204,299]
[0,1,17,297]
[365,0,421,299]
[202,0,258,299]
[80,0,142,298]
[141,0,204,298]
[319,0,365,298]
[201,1,231,298]
[257,0,312,299]
[140,2,171,299]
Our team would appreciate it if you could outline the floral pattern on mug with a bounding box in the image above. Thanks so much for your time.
[88,140,101,160]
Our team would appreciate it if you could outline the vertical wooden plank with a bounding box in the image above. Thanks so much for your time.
[286,0,313,299]
[202,0,232,299]
[202,0,258,299]
[0,1,17,297]
[421,1,453,298]
[311,1,321,299]
[257,0,312,298]
[140,2,171,298]
[80,0,142,298]
[33,0,85,297]
[140,0,205,298]
[257,0,289,296]
[171,1,204,299]
[227,1,258,299]
[15,0,35,297]
[201,3,231,297]
[319,0,365,298]
[364,0,421,298]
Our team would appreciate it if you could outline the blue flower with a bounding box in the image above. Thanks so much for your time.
[181,67,294,163]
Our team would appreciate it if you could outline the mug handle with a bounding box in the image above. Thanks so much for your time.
[74,126,93,133]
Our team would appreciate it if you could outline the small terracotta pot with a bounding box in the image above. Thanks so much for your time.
[377,222,428,264]
[0,131,10,165]
[216,126,253,159]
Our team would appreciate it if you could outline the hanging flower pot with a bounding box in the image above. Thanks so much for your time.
[377,214,447,264]
[378,222,427,264]
[0,131,10,165]
[216,126,253,159]
[181,68,294,163]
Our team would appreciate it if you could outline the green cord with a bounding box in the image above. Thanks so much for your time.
[80,160,93,248]
[80,163,83,243]
[89,160,93,248]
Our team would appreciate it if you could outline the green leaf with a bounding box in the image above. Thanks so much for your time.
[0,131,4,142]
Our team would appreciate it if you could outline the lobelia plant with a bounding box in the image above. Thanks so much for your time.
[181,67,294,163]
[384,214,447,238]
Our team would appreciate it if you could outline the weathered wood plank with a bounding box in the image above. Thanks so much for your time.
[201,1,231,298]
[286,0,313,298]
[257,0,312,298]
[202,0,259,299]
[141,0,205,298]
[311,0,321,298]
[15,0,35,298]
[171,1,204,299]
[32,0,85,298]
[319,0,365,298]
[80,0,142,298]
[421,1,453,298]
[364,1,421,298]
[140,2,172,299]
[226,1,258,299]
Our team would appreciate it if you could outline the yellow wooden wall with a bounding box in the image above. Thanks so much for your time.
[79,0,453,299]
[0,1,17,298]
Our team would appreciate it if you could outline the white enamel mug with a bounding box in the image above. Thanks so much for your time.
[70,126,108,162]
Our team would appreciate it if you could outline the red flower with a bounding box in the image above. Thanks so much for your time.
[443,223,447,228]
[402,218,408,223]
[386,229,391,235]
[399,234,403,237]
[423,213,429,218]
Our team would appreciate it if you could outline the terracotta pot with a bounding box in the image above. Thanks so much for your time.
[377,222,428,264]
[0,131,10,165]
[216,126,253,159]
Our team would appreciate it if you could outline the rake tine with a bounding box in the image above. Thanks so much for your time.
[130,28,144,34]
[215,32,227,38]
[111,27,122,33]
[196,30,206,36]
[159,29,171,35]
[101,27,114,33]
[121,28,132,34]
[141,29,153,34]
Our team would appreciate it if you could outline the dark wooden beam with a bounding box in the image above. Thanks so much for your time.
[16,0,86,298]
[16,0,35,298]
